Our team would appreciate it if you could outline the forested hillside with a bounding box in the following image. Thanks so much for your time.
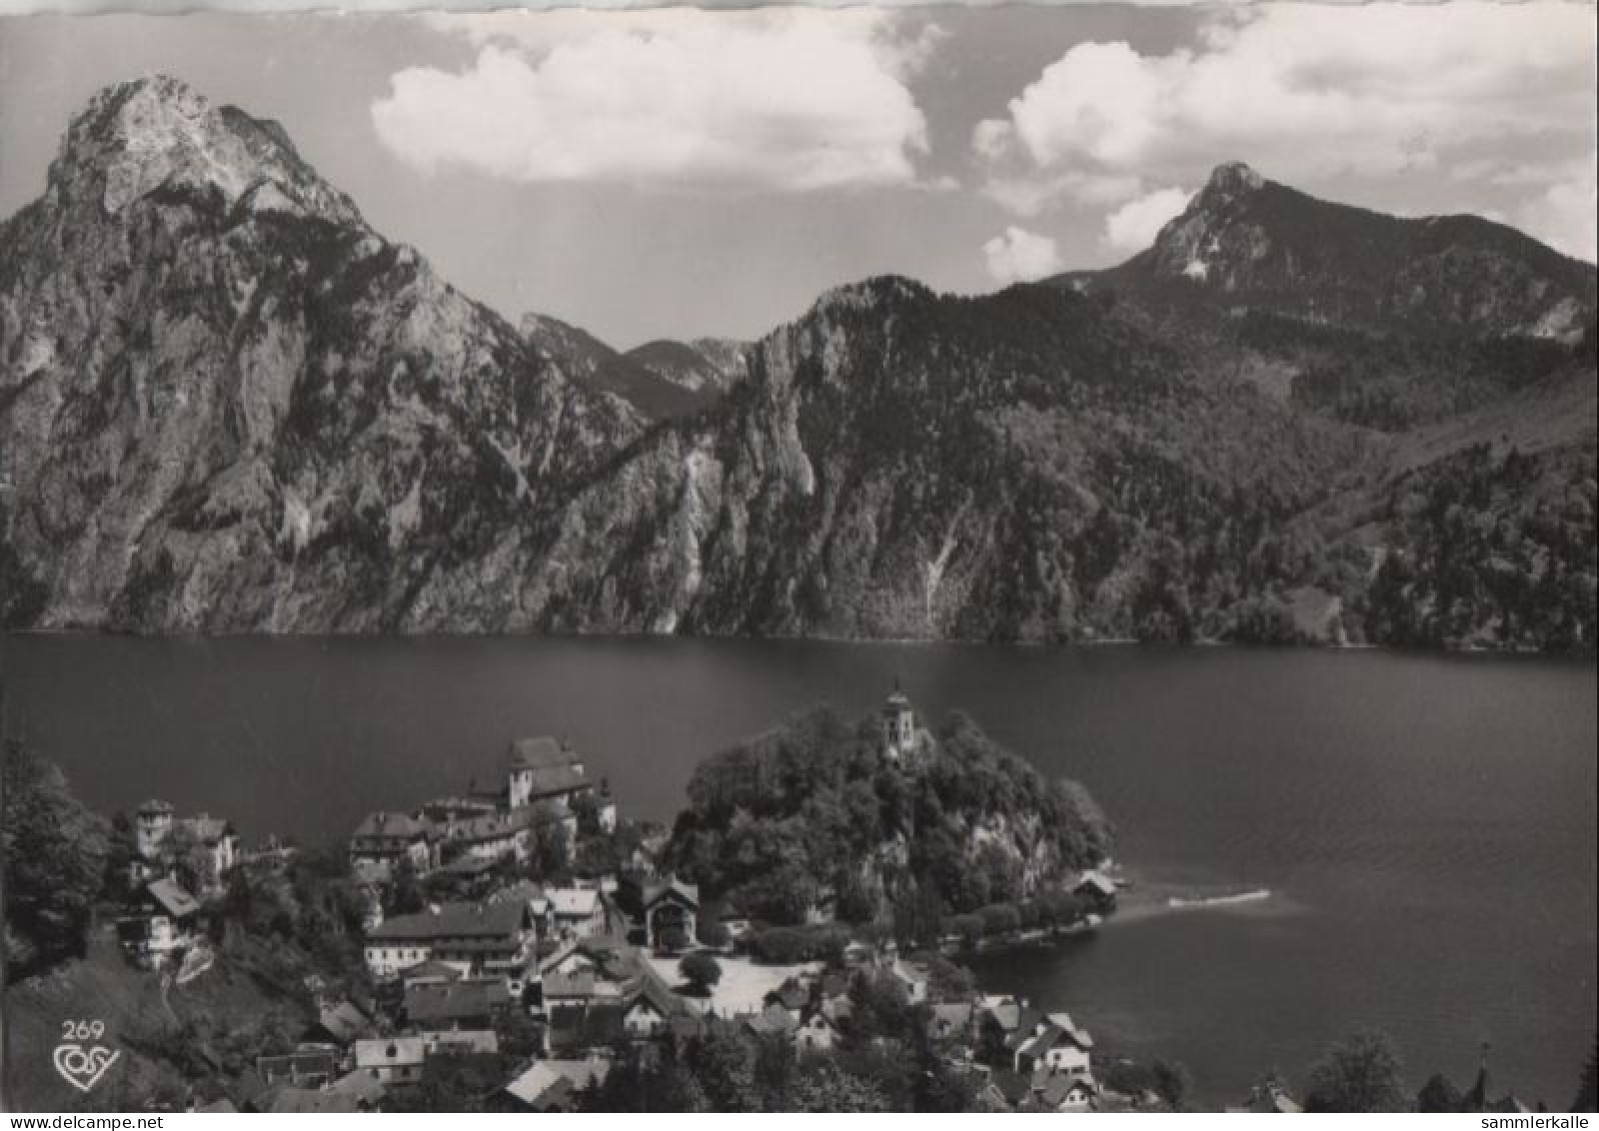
[664,706,1112,929]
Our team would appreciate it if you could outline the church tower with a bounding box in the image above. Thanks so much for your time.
[881,681,919,763]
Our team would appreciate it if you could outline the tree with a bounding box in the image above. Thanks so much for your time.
[3,740,109,977]
[1416,1073,1464,1113]
[530,810,571,880]
[1574,1034,1598,1113]
[680,952,723,996]
[1305,1030,1409,1113]
[411,1053,504,1112]
[751,927,810,965]
[789,1064,892,1112]
[696,909,732,950]
[1151,1059,1193,1111]
[102,811,139,903]
[161,822,213,894]
[387,855,426,916]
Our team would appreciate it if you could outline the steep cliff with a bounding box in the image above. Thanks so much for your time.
[0,77,639,631]
[521,276,1373,642]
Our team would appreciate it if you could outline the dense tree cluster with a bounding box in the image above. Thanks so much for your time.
[2,740,109,978]
[664,705,1111,931]
[1362,443,1596,650]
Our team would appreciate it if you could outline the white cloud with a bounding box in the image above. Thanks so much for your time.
[975,1,1597,253]
[1515,155,1599,262]
[983,226,1064,283]
[1102,186,1193,254]
[371,9,933,193]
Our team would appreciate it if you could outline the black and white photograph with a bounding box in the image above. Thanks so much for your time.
[0,0,1595,1114]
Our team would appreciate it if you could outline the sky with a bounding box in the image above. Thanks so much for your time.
[0,3,1594,347]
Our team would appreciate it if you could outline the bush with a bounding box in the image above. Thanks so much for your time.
[697,913,732,950]
[977,902,1021,938]
[750,924,848,966]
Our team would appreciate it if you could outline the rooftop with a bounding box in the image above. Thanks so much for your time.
[507,736,580,772]
[350,811,429,842]
[146,877,201,919]
[368,900,528,942]
[353,1038,427,1069]
[403,980,510,1025]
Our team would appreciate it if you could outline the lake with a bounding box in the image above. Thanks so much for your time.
[1,634,1594,1107]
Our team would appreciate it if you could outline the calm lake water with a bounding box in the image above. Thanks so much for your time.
[1,634,1594,1106]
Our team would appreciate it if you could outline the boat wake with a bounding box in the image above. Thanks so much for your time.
[1166,888,1272,910]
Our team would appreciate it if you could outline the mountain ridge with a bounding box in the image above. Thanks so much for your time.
[2,79,1593,650]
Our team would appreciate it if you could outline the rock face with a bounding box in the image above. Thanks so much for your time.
[0,76,639,631]
[521,276,1371,641]
[2,82,1595,650]
[1090,161,1598,340]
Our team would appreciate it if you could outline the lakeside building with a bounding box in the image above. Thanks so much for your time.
[348,735,611,879]
[132,799,239,892]
[1008,1010,1095,1076]
[1073,871,1118,915]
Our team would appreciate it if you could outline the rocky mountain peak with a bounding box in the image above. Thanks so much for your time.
[49,73,362,227]
[1198,160,1266,204]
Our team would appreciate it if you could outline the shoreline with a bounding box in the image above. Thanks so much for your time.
[3,626,1590,662]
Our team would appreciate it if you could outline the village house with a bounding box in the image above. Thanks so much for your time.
[363,900,536,980]
[402,979,512,1031]
[886,957,930,1004]
[795,1005,841,1052]
[1229,1078,1304,1114]
[302,999,374,1049]
[421,1030,500,1057]
[353,1037,428,1087]
[487,881,556,937]
[116,877,201,968]
[548,886,609,939]
[1009,1011,1095,1076]
[1020,1069,1100,1112]
[745,1002,801,1042]
[132,799,239,892]
[324,1070,387,1110]
[398,958,464,990]
[503,1059,611,1113]
[348,811,434,877]
[255,1050,339,1090]
[1073,871,1118,915]
[620,976,687,1039]
[614,874,700,950]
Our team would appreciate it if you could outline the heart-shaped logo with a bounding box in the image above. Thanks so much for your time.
[52,1043,121,1094]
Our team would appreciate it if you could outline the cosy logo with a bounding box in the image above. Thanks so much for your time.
[53,1019,120,1093]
